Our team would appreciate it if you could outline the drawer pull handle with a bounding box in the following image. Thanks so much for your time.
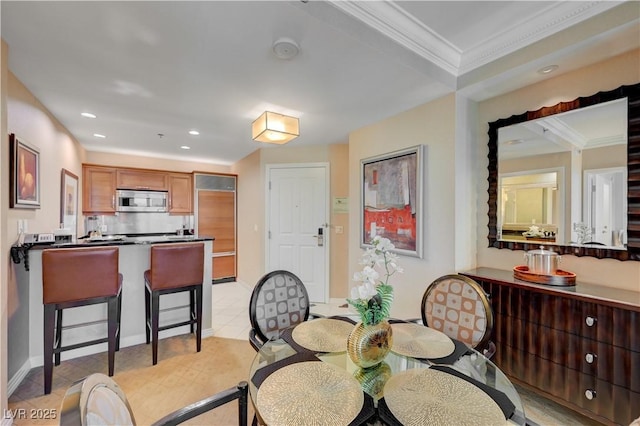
[585,353,597,364]
[585,389,596,400]
[585,316,597,327]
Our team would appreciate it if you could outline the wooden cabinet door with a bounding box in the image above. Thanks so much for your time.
[83,166,117,213]
[168,173,192,213]
[198,189,236,280]
[116,169,168,190]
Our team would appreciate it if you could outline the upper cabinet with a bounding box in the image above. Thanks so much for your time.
[116,169,168,191]
[83,165,193,214]
[168,173,193,214]
[83,165,117,214]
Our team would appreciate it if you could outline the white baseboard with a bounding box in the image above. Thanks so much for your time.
[8,359,32,397]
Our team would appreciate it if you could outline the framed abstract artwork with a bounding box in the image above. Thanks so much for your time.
[9,133,40,209]
[360,145,424,258]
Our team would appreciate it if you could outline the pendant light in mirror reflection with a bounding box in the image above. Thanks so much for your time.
[252,111,299,144]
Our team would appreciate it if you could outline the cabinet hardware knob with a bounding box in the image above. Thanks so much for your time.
[585,389,596,400]
[585,316,597,327]
[585,353,597,364]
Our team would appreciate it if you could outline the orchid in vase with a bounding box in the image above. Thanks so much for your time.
[347,236,403,326]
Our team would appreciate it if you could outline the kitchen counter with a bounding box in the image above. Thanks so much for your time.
[15,239,214,370]
[29,234,213,249]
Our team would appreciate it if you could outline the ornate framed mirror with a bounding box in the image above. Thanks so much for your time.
[487,83,640,261]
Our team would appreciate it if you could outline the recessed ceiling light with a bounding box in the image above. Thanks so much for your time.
[188,130,200,136]
[81,112,97,118]
[537,65,559,75]
[180,145,191,150]
[93,133,106,138]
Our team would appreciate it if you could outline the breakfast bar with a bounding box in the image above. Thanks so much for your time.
[20,236,214,367]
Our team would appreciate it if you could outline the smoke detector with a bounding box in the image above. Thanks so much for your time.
[272,37,299,60]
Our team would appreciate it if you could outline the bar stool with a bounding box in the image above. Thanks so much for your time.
[144,242,204,365]
[42,246,123,395]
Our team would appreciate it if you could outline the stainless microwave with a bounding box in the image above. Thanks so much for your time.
[116,190,168,212]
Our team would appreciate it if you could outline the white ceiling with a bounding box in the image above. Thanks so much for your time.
[1,1,638,165]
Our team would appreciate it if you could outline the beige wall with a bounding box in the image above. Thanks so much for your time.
[476,49,640,291]
[349,94,457,319]
[1,37,9,421]
[233,144,350,296]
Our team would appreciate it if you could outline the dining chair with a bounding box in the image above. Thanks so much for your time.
[58,373,248,426]
[248,270,310,351]
[421,274,496,358]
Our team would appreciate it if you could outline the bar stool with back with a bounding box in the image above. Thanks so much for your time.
[144,242,205,365]
[42,246,123,395]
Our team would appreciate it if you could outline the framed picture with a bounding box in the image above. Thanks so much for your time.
[361,145,424,258]
[61,169,79,235]
[9,133,40,209]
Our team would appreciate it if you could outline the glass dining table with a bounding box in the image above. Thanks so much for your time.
[249,317,526,425]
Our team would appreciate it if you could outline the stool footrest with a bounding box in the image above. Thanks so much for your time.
[55,337,109,353]
[156,318,197,332]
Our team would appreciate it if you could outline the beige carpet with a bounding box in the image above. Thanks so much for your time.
[8,335,256,425]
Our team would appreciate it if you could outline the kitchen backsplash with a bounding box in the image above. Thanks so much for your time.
[85,213,193,236]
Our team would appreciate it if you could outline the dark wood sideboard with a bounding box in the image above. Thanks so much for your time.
[461,267,640,425]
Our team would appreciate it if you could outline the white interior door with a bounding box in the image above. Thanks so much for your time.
[593,174,612,245]
[267,164,329,303]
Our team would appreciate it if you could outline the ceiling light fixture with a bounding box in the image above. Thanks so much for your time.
[537,65,559,75]
[180,146,191,150]
[188,130,200,136]
[93,133,106,138]
[252,111,299,144]
[81,112,97,118]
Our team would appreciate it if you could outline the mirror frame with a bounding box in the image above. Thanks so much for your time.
[487,83,640,261]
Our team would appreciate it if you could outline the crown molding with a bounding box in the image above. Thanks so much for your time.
[331,1,624,77]
[459,1,623,74]
[328,0,461,75]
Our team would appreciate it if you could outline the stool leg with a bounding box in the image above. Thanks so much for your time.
[116,291,122,352]
[144,284,151,344]
[189,290,195,334]
[107,296,118,376]
[54,308,63,366]
[152,290,160,365]
[43,304,56,395]
[196,285,202,353]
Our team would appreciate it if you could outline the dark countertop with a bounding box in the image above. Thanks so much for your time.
[28,235,214,250]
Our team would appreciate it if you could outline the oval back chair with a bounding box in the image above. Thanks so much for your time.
[421,274,494,355]
[248,270,310,351]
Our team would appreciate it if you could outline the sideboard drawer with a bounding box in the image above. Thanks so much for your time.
[496,345,640,425]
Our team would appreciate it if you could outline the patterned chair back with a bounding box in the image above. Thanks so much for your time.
[249,270,310,344]
[421,274,494,350]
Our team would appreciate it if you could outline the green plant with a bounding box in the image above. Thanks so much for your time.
[347,236,402,326]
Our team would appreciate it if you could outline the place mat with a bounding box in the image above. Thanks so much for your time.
[256,361,365,426]
[251,352,320,388]
[291,318,354,352]
[380,368,509,426]
[391,323,456,359]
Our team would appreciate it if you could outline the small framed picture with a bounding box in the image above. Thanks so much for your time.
[61,169,79,235]
[10,134,40,209]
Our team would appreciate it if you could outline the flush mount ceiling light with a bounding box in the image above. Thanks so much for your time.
[252,111,299,144]
[81,112,97,118]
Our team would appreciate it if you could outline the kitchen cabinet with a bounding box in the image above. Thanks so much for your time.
[461,268,640,426]
[82,165,117,213]
[168,173,192,214]
[195,173,236,282]
[116,168,168,191]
